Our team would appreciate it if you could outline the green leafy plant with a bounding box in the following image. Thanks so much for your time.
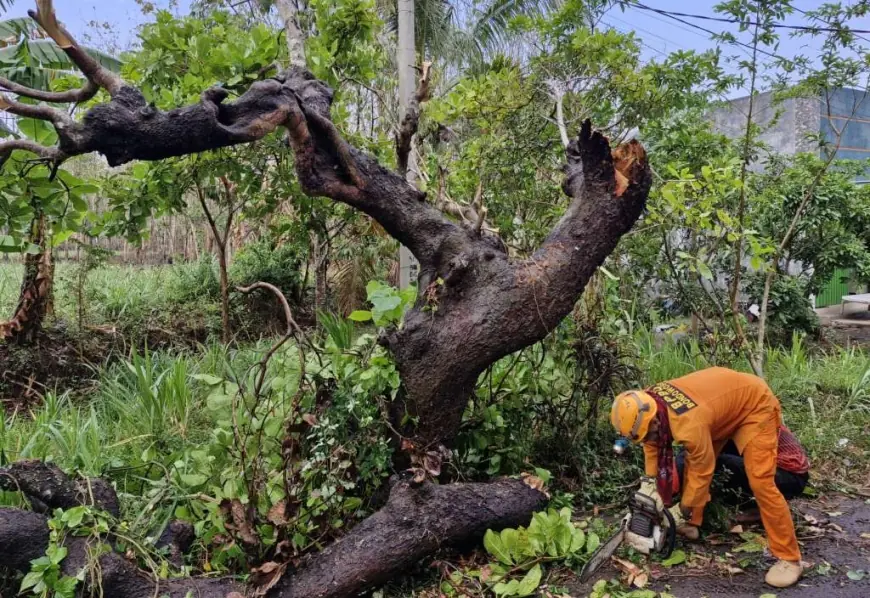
[481,507,590,596]
[348,281,416,327]
[21,506,113,598]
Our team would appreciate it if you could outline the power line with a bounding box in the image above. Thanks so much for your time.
[599,17,670,58]
[621,4,713,42]
[605,12,693,52]
[624,1,870,34]
[623,1,794,65]
[785,2,870,46]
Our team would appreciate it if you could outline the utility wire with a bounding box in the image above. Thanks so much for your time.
[621,1,795,64]
[605,12,693,52]
[622,4,713,42]
[625,1,870,34]
[600,17,669,57]
[785,2,870,46]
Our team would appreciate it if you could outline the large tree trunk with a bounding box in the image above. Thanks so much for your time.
[0,5,652,593]
[0,213,54,344]
[0,462,546,598]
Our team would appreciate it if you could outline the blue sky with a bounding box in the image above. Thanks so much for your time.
[5,0,870,82]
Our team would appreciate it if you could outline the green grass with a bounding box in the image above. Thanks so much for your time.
[0,260,223,339]
[0,261,176,322]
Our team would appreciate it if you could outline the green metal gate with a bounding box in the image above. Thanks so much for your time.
[816,268,850,308]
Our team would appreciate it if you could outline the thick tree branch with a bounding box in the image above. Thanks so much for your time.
[0,138,63,165]
[0,91,71,124]
[0,460,120,516]
[389,121,651,448]
[0,75,99,104]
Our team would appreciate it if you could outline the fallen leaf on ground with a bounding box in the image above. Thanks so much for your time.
[661,549,686,567]
[829,523,845,533]
[860,532,870,539]
[250,561,288,596]
[847,569,866,581]
[267,501,287,525]
[520,472,548,496]
[734,533,768,553]
[826,511,843,517]
[759,594,777,598]
[730,524,744,534]
[479,565,492,582]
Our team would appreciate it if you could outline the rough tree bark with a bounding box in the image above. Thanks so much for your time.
[0,213,54,343]
[0,1,652,595]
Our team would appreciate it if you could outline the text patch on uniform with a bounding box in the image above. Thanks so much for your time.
[647,382,697,414]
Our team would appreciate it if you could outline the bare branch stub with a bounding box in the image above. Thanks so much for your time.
[396,60,432,177]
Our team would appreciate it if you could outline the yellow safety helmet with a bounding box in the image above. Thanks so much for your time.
[610,390,658,443]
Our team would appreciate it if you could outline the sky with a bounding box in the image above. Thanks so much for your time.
[5,0,870,91]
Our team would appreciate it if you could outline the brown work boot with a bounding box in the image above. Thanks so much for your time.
[677,524,700,540]
[765,559,803,588]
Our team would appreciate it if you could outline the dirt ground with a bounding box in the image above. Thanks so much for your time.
[566,493,870,597]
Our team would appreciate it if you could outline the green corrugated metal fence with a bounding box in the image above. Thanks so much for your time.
[816,268,851,308]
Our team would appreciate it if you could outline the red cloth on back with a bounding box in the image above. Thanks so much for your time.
[777,425,810,474]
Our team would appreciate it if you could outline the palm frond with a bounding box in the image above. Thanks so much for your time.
[0,39,122,72]
[473,0,563,50]
[377,0,463,58]
[334,257,376,316]
[0,17,38,46]
[0,1,15,16]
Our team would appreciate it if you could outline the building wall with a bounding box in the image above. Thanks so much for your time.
[709,90,820,161]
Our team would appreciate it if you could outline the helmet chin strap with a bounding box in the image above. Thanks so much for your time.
[627,391,651,440]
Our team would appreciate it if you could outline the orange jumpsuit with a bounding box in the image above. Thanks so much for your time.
[642,367,801,562]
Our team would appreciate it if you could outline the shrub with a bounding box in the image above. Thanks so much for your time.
[170,255,221,304]
[229,240,304,303]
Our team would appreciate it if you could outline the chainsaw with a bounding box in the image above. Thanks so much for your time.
[578,491,677,583]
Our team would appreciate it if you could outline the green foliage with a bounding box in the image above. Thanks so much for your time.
[124,10,279,108]
[589,579,675,598]
[20,544,78,598]
[229,239,304,301]
[170,255,221,304]
[0,164,101,253]
[348,281,416,327]
[476,508,588,596]
[21,506,113,598]
[306,0,385,86]
[746,273,819,340]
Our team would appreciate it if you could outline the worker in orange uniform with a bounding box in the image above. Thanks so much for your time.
[610,367,805,588]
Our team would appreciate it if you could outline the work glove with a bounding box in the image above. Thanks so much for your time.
[669,504,700,540]
[638,477,664,511]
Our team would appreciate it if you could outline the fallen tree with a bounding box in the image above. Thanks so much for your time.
[0,1,651,595]
[0,461,547,598]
